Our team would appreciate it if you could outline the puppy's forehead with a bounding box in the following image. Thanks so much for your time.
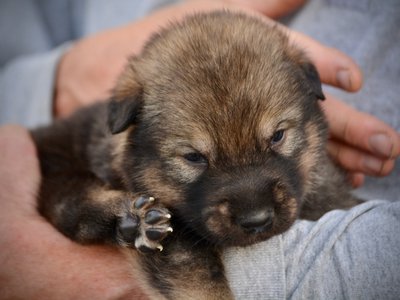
[137,12,310,156]
[140,14,308,103]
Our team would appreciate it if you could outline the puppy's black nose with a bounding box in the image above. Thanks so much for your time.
[238,210,274,233]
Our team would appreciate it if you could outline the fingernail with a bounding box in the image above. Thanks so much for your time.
[369,134,393,158]
[337,69,352,90]
[363,156,383,174]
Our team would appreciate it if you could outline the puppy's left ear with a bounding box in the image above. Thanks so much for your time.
[287,46,326,100]
[108,65,144,134]
[301,62,326,101]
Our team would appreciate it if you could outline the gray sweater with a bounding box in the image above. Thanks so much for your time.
[1,0,399,298]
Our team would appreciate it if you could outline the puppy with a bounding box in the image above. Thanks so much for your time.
[32,11,360,299]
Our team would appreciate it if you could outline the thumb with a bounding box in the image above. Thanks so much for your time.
[0,125,41,211]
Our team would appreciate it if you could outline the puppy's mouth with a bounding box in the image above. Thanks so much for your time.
[200,198,299,247]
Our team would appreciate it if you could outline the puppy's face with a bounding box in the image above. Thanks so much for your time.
[109,12,327,247]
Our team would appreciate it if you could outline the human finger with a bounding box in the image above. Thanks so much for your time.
[327,139,396,177]
[348,172,365,188]
[182,0,363,92]
[286,30,363,92]
[322,94,400,160]
[158,1,363,92]
[192,1,363,92]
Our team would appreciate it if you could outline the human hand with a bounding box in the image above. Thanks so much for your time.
[0,125,148,300]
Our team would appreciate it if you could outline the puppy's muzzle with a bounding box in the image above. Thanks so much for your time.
[190,165,301,246]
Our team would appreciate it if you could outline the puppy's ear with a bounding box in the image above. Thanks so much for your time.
[108,65,144,134]
[108,94,143,134]
[286,45,326,101]
[300,62,325,101]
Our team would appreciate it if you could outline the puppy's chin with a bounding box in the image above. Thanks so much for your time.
[199,197,300,247]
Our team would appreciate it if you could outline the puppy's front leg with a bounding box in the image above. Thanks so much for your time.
[134,238,234,300]
[39,173,172,251]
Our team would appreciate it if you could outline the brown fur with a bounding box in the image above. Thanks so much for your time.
[32,11,361,299]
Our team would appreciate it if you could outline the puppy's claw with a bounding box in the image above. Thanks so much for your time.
[145,209,172,224]
[145,226,173,241]
[134,195,155,209]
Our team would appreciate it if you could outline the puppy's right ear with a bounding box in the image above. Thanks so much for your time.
[108,66,144,135]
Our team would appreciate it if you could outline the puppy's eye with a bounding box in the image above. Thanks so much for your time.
[183,152,208,165]
[271,129,285,145]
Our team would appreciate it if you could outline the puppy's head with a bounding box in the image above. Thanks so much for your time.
[108,11,327,247]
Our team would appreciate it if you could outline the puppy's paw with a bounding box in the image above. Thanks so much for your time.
[117,196,172,253]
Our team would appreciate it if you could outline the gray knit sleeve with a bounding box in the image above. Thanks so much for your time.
[223,236,286,300]
[223,200,400,299]
[284,200,400,299]
[0,43,70,128]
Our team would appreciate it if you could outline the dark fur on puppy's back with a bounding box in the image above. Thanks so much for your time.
[33,11,360,299]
